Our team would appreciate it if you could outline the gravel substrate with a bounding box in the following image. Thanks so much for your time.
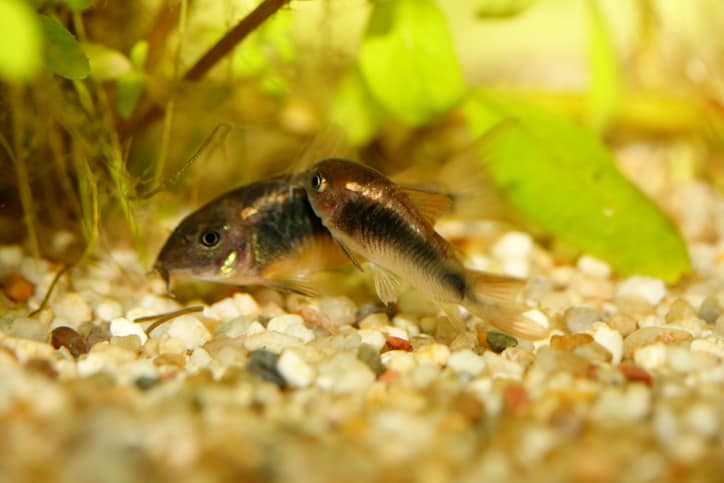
[1,192,724,482]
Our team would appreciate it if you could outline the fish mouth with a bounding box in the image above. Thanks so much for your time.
[152,259,170,286]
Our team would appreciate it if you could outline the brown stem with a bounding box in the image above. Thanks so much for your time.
[120,0,291,139]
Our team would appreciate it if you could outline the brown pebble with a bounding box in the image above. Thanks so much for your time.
[503,383,530,416]
[51,326,88,358]
[551,333,594,351]
[2,273,34,303]
[154,353,186,368]
[618,362,653,386]
[607,314,637,336]
[24,357,58,379]
[384,336,412,352]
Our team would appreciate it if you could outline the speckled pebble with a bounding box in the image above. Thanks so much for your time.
[414,343,450,366]
[318,296,356,326]
[381,350,417,373]
[316,353,375,394]
[267,314,315,343]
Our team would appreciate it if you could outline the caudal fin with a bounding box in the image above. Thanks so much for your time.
[465,270,548,340]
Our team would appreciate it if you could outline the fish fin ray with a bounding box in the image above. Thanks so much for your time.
[292,123,357,175]
[370,264,401,305]
[465,270,547,340]
[333,237,365,272]
[398,186,453,226]
[265,279,319,297]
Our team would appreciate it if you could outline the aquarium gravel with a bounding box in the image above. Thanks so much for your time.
[1,204,724,483]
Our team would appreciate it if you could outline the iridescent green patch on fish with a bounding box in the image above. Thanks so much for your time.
[154,176,347,296]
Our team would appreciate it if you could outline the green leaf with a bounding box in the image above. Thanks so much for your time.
[62,0,93,12]
[0,0,43,82]
[476,0,536,18]
[39,15,89,79]
[463,93,691,282]
[587,0,621,132]
[82,43,132,80]
[116,72,145,119]
[358,0,465,126]
[129,40,148,69]
[330,68,385,145]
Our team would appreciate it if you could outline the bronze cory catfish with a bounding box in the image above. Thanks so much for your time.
[154,175,346,295]
[298,158,546,339]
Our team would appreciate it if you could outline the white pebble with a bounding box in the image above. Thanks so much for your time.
[165,315,211,350]
[0,245,23,270]
[392,316,421,336]
[577,255,611,279]
[278,349,315,388]
[684,403,719,439]
[492,231,533,261]
[316,353,374,394]
[51,293,93,327]
[447,349,486,377]
[690,338,724,359]
[483,351,524,380]
[617,276,667,305]
[381,350,417,373]
[654,404,679,445]
[518,427,559,464]
[318,296,356,326]
[95,300,123,321]
[110,317,148,345]
[591,322,623,365]
[246,321,266,336]
[186,347,213,374]
[634,344,668,370]
[244,331,303,353]
[267,314,314,343]
[667,346,715,373]
[357,329,386,351]
[414,343,450,366]
[523,309,550,330]
[204,293,259,320]
[384,326,409,341]
[592,384,651,423]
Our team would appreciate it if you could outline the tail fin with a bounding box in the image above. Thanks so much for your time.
[465,270,548,340]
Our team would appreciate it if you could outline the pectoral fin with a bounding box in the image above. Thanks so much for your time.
[370,263,401,305]
[333,237,365,272]
[265,279,319,297]
[399,186,453,226]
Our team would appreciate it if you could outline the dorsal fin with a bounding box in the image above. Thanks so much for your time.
[399,186,453,226]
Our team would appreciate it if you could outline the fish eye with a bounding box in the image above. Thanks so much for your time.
[199,229,221,248]
[311,173,327,192]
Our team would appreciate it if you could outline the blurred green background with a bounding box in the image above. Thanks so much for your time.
[1,0,722,282]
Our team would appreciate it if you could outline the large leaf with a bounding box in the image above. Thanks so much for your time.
[82,43,133,80]
[587,0,621,132]
[39,15,89,80]
[358,0,465,126]
[476,0,536,18]
[330,68,385,145]
[464,93,691,282]
[0,0,42,82]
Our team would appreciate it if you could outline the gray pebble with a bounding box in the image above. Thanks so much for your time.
[698,296,721,324]
[245,349,287,389]
[357,343,384,376]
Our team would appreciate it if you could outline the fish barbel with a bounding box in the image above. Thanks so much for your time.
[297,158,546,339]
[154,175,346,296]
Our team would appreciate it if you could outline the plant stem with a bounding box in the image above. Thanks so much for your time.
[121,0,291,139]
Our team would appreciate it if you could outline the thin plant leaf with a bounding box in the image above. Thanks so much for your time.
[463,93,691,283]
[39,15,90,79]
[358,0,465,126]
[330,67,385,145]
